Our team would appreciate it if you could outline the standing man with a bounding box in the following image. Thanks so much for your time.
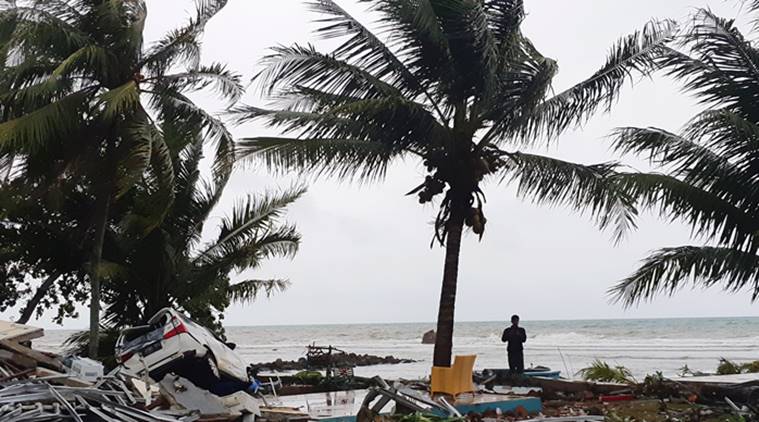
[501,314,526,374]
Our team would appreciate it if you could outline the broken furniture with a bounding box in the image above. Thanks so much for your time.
[430,354,476,397]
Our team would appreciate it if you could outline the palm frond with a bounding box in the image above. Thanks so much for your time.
[140,0,228,75]
[249,225,301,260]
[0,77,72,113]
[238,136,401,182]
[511,19,677,142]
[159,63,244,104]
[253,44,402,100]
[232,97,441,155]
[153,88,235,184]
[683,108,759,172]
[1,4,91,52]
[364,0,454,98]
[116,123,153,198]
[610,126,727,172]
[195,186,306,265]
[484,0,524,43]
[610,246,759,306]
[502,152,637,243]
[0,88,92,154]
[98,81,140,121]
[50,43,110,79]
[610,126,756,222]
[118,118,176,234]
[227,279,290,304]
[577,359,636,384]
[683,9,759,115]
[197,225,300,274]
[614,172,757,250]
[308,0,431,102]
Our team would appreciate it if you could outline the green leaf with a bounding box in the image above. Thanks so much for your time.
[237,136,401,182]
[194,186,305,270]
[98,81,140,121]
[614,172,756,250]
[227,279,290,304]
[160,63,244,104]
[502,152,637,243]
[511,19,677,142]
[0,88,92,154]
[609,246,759,306]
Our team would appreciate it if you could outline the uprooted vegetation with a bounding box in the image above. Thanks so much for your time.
[716,358,759,375]
[577,359,637,384]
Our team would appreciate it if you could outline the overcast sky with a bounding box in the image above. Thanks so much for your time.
[6,0,759,329]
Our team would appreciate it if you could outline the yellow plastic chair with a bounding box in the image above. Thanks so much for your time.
[430,354,476,397]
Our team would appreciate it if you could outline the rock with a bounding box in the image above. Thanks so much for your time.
[421,329,436,344]
[254,350,416,371]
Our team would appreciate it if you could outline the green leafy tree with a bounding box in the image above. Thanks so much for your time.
[234,0,676,367]
[608,7,759,305]
[0,180,90,324]
[0,0,240,355]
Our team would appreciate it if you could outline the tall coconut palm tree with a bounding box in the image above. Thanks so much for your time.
[234,0,677,367]
[0,0,240,355]
[609,7,759,305]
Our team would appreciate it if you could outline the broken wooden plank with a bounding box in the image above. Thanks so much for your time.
[0,349,38,369]
[0,340,63,371]
[35,368,93,387]
[0,321,43,343]
[0,368,34,382]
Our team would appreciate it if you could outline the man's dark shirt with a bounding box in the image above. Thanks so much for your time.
[501,326,527,352]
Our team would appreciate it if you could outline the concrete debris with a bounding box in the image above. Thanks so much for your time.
[160,374,231,416]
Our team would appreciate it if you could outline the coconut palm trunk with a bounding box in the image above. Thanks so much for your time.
[433,207,465,368]
[88,191,111,358]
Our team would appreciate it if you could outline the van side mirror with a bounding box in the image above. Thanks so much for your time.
[226,342,237,350]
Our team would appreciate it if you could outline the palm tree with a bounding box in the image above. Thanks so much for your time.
[608,7,759,305]
[0,0,239,355]
[234,0,676,367]
[103,130,303,336]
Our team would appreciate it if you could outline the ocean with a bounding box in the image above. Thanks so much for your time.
[35,317,759,380]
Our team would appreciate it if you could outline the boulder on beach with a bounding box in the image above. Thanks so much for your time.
[421,329,436,344]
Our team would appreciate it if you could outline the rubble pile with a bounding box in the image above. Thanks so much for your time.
[0,380,191,421]
[0,320,262,422]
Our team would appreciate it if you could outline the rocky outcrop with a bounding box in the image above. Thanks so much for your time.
[254,353,416,371]
[421,329,436,344]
